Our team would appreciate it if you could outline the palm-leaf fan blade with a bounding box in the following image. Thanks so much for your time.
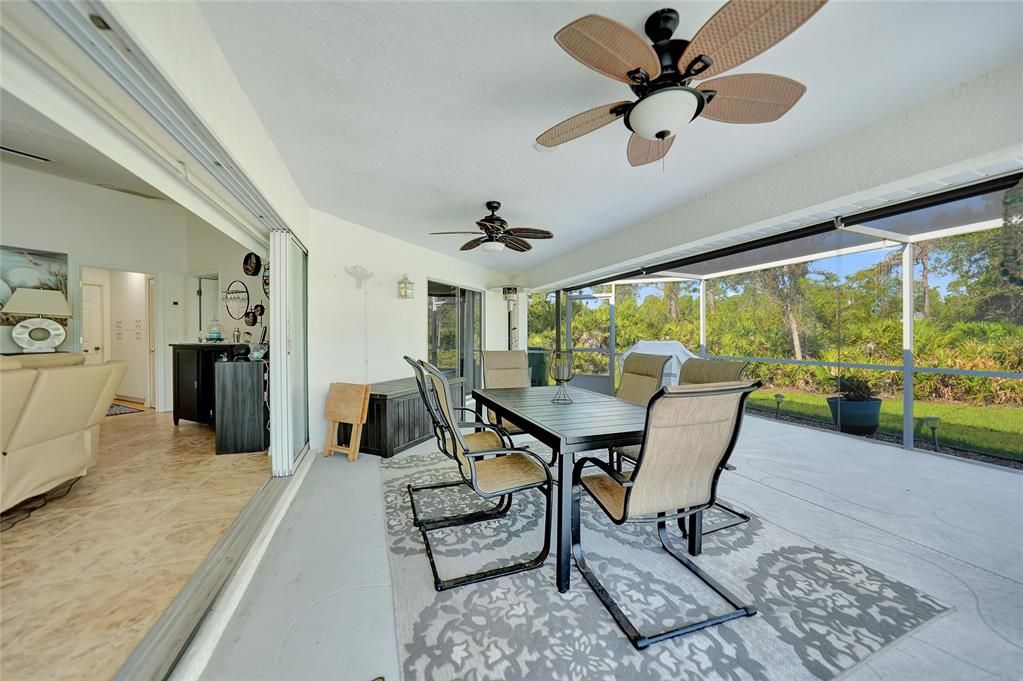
[460,237,488,251]
[700,74,806,123]
[627,133,675,167]
[679,0,826,79]
[505,228,554,239]
[555,15,662,85]
[503,236,533,252]
[536,101,632,148]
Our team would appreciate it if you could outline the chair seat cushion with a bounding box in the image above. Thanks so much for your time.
[582,470,633,521]
[474,453,546,495]
[445,429,503,454]
[501,421,525,435]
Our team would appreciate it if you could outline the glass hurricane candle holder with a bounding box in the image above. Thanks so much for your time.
[550,351,575,404]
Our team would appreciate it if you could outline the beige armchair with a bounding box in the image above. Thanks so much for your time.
[572,380,761,649]
[481,350,530,435]
[1,358,126,511]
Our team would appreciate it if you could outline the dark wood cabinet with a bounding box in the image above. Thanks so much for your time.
[215,361,269,454]
[171,344,245,426]
[347,375,464,458]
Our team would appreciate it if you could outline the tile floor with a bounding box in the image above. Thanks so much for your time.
[0,408,270,681]
[200,416,1023,681]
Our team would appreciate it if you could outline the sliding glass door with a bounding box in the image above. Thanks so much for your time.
[427,281,483,396]
[288,238,308,454]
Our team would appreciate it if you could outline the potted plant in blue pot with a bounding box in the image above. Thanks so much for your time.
[826,375,882,435]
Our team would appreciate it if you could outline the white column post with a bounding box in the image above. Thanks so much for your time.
[901,244,914,450]
[699,279,707,357]
[269,229,294,475]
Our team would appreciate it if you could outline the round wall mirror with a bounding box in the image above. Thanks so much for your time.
[224,280,250,320]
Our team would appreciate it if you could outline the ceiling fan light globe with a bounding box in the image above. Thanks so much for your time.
[626,87,701,141]
[481,241,506,253]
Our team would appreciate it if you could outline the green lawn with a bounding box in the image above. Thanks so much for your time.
[747,388,1023,461]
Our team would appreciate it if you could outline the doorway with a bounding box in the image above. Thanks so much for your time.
[80,266,154,405]
[427,281,484,396]
[190,273,220,341]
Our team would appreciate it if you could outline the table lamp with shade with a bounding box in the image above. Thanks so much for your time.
[1,288,72,353]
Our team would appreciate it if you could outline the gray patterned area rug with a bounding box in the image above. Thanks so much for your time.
[381,451,949,681]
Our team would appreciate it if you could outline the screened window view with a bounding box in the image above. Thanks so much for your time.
[530,185,1022,463]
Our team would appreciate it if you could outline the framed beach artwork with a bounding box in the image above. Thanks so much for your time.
[0,245,69,326]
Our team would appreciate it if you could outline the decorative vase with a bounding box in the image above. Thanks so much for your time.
[550,351,575,404]
[206,317,225,342]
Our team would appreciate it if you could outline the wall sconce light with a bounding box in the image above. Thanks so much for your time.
[398,274,415,299]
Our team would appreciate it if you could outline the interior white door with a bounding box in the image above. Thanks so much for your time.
[148,277,157,407]
[81,283,104,365]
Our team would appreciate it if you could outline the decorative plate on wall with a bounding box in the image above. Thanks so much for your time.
[243,252,263,276]
[262,263,270,297]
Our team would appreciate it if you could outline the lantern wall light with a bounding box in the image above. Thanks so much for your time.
[398,274,415,299]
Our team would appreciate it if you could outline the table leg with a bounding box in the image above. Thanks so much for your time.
[556,440,572,593]
[687,510,703,556]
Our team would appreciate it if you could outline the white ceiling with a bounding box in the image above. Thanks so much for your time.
[0,91,167,200]
[199,1,1023,275]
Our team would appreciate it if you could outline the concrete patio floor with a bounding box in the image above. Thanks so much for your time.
[199,416,1023,681]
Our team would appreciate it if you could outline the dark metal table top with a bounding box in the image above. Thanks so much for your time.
[472,385,646,451]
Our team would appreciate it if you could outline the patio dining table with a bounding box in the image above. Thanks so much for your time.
[473,384,653,593]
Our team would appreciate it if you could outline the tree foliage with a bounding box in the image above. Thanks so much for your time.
[528,231,1023,406]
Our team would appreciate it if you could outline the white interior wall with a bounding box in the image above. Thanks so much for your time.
[108,269,149,401]
[186,213,269,343]
[0,162,252,410]
[306,208,507,449]
[0,163,187,409]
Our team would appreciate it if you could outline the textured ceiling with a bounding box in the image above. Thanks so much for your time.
[0,91,167,200]
[199,1,1023,275]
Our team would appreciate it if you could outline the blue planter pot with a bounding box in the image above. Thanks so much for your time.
[826,396,882,436]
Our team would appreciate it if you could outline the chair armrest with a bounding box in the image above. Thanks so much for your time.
[452,405,483,421]
[464,447,552,477]
[456,419,513,447]
[573,456,633,487]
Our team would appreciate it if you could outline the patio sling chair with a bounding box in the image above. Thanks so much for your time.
[609,352,671,470]
[405,358,554,591]
[403,355,513,455]
[677,358,753,535]
[572,380,761,650]
[481,350,530,435]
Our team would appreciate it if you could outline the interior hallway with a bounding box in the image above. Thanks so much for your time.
[0,409,270,681]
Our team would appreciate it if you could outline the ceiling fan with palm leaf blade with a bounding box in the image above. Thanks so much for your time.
[430,201,554,253]
[536,1,826,166]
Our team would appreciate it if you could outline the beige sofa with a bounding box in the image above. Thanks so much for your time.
[1,353,127,512]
